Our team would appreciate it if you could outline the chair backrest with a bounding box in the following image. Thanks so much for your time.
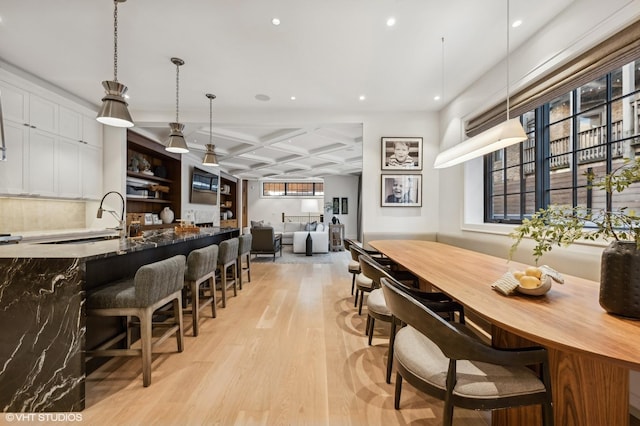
[359,253,393,289]
[218,238,239,265]
[238,234,252,255]
[185,244,218,281]
[381,275,497,362]
[349,243,369,262]
[250,227,276,250]
[343,238,354,251]
[135,254,186,306]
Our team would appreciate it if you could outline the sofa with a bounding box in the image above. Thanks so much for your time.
[250,220,306,245]
[292,223,329,254]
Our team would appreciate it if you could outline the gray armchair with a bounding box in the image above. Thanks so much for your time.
[250,227,282,261]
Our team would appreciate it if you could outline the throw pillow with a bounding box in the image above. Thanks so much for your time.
[251,220,264,228]
[305,221,318,231]
[316,223,325,232]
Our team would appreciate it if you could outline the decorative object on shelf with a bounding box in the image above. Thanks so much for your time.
[160,206,175,224]
[202,93,219,166]
[331,216,340,224]
[153,164,167,178]
[165,57,189,153]
[152,213,161,225]
[226,210,233,219]
[96,0,134,128]
[381,174,422,207]
[510,158,640,318]
[381,137,423,170]
[433,0,526,169]
[221,184,231,195]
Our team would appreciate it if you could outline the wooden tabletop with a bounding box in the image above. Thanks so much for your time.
[369,240,640,371]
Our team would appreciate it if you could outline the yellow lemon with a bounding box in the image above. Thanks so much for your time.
[513,271,525,280]
[519,275,541,289]
[525,266,542,279]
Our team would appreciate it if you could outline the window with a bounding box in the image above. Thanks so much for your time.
[261,181,324,198]
[485,58,640,223]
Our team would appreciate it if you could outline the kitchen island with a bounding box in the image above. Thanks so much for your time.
[0,227,239,413]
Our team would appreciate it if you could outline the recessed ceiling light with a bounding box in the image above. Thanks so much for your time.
[255,94,271,101]
[359,95,366,101]
[512,19,522,28]
[386,17,396,27]
[290,96,296,101]
[434,95,441,101]
[124,94,130,99]
[272,18,280,26]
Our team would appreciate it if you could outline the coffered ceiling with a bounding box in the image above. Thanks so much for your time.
[0,0,575,180]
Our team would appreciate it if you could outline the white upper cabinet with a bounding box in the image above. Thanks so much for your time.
[0,120,28,195]
[82,115,103,147]
[59,105,83,141]
[0,80,29,123]
[29,94,58,133]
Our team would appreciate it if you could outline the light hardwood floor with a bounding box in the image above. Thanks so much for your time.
[63,251,489,425]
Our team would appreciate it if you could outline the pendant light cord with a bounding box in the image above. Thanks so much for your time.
[113,0,119,82]
[209,96,213,144]
[175,62,180,123]
[506,0,511,120]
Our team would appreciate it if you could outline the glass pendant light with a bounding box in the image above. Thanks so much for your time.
[202,93,219,166]
[165,57,189,153]
[97,0,134,128]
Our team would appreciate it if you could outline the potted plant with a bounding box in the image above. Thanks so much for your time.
[509,157,640,318]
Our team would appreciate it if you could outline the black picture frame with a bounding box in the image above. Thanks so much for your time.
[381,174,422,207]
[341,197,348,214]
[381,137,423,170]
[332,197,340,214]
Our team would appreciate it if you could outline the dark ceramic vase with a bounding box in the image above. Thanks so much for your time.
[599,241,640,319]
[305,232,313,256]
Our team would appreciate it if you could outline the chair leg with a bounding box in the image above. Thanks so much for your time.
[351,274,356,295]
[210,276,217,319]
[140,308,153,387]
[368,316,375,346]
[232,264,238,297]
[190,280,200,336]
[246,255,251,282]
[354,289,359,307]
[443,398,454,426]
[394,372,402,410]
[173,297,184,352]
[220,267,227,308]
[236,258,243,290]
[365,314,371,336]
[358,291,365,315]
[386,319,397,384]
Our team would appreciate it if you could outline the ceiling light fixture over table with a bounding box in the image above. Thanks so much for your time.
[96,0,134,128]
[433,0,526,169]
[165,57,189,154]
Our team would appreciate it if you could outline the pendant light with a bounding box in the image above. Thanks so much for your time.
[96,0,134,128]
[202,93,219,166]
[434,0,526,169]
[165,57,189,153]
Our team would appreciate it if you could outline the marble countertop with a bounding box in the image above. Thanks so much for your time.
[0,227,236,260]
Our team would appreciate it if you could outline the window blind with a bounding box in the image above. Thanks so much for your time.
[466,19,640,137]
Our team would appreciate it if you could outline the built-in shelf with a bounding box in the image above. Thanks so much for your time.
[126,171,173,184]
[126,197,172,204]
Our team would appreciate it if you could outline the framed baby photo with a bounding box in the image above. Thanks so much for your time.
[381,174,422,207]
[381,137,423,170]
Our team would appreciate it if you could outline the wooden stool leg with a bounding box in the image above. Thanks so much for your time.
[210,276,217,318]
[173,297,184,352]
[221,267,227,308]
[191,280,200,336]
[232,264,238,297]
[236,258,243,290]
[140,308,153,387]
[246,254,251,282]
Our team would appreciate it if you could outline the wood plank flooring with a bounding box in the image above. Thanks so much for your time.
[52,251,489,425]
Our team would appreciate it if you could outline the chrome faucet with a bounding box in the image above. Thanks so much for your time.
[97,191,126,239]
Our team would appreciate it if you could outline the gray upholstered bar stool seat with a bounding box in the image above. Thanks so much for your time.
[184,244,218,336]
[86,255,186,387]
[216,237,239,308]
[237,234,252,289]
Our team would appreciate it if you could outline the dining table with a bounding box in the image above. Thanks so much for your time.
[369,239,640,426]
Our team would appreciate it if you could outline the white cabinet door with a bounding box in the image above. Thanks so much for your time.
[0,120,28,195]
[29,94,58,134]
[57,137,81,198]
[80,144,103,200]
[0,80,29,124]
[28,128,57,197]
[82,115,103,147]
[59,106,82,141]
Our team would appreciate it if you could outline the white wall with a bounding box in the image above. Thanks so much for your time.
[437,0,640,411]
[320,175,359,239]
[245,179,324,225]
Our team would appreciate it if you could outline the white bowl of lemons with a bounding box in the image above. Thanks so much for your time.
[512,266,562,296]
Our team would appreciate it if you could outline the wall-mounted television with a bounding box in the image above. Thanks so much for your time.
[190,167,219,205]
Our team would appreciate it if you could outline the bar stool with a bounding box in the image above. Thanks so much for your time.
[237,234,252,289]
[217,238,239,308]
[184,244,218,336]
[86,255,186,387]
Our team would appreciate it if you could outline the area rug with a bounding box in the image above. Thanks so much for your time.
[251,244,343,264]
